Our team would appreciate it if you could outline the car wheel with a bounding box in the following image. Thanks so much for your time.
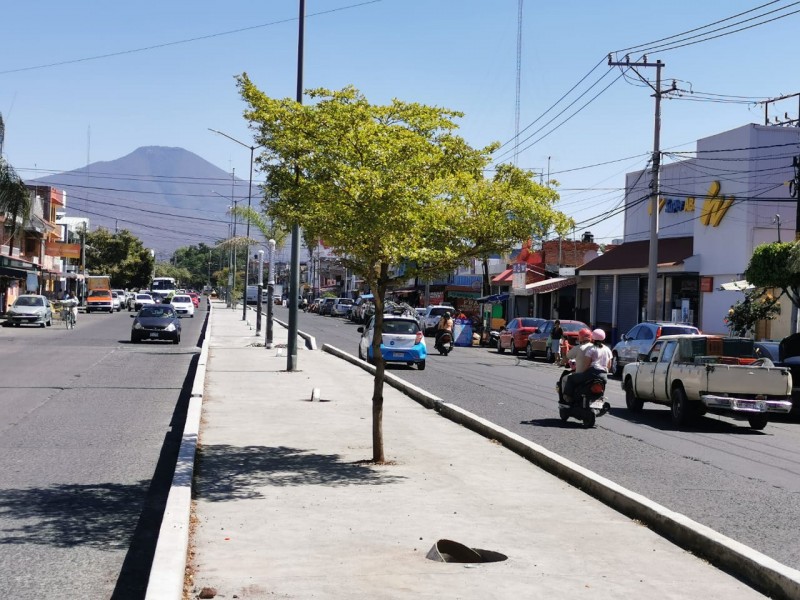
[417,360,426,371]
[510,340,518,355]
[671,385,691,428]
[14,323,20,327]
[611,353,622,377]
[497,342,506,354]
[40,322,46,328]
[130,334,139,343]
[46,318,52,327]
[624,379,643,412]
[173,335,180,345]
[525,343,534,360]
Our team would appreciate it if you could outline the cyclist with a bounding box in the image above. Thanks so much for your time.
[62,291,79,328]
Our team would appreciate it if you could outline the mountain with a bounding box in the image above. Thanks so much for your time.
[33,146,252,257]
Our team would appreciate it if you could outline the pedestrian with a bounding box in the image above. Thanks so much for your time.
[550,319,564,365]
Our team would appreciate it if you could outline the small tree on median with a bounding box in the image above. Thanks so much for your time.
[237,77,571,462]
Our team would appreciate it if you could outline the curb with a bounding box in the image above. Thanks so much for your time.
[144,304,212,600]
[322,342,800,600]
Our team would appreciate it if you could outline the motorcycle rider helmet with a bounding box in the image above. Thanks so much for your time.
[578,328,592,342]
[592,328,606,342]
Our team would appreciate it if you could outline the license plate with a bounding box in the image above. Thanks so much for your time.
[736,400,757,409]
[392,352,405,358]
[149,332,159,338]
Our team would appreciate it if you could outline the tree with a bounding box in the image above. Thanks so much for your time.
[171,243,228,289]
[724,288,781,337]
[0,157,32,253]
[237,78,570,462]
[84,228,154,288]
[229,205,289,285]
[744,242,800,311]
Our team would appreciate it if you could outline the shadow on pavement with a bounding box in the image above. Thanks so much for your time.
[193,445,405,502]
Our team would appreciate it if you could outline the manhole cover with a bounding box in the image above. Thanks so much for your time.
[426,539,507,563]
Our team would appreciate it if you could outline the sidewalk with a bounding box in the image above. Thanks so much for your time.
[183,301,787,599]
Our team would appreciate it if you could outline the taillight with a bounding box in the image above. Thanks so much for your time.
[415,331,423,344]
[589,382,605,394]
[655,327,662,338]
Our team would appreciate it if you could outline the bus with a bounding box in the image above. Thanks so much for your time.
[150,277,177,302]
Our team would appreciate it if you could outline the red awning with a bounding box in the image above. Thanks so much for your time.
[491,268,513,284]
[524,277,576,295]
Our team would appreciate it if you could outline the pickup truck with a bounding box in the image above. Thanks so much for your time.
[621,334,792,430]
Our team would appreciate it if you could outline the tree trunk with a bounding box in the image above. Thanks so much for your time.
[370,265,389,463]
[482,257,490,297]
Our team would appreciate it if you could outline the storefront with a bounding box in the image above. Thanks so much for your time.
[579,122,800,341]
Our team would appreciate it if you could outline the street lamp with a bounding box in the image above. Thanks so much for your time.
[266,238,276,349]
[209,128,264,321]
[213,190,239,307]
[256,249,264,335]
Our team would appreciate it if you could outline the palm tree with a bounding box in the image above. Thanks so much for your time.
[0,157,31,253]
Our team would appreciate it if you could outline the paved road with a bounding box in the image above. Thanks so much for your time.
[0,305,206,600]
[292,308,800,570]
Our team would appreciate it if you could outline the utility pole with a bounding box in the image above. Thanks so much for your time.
[791,156,800,240]
[608,55,675,321]
[256,249,264,335]
[266,239,276,349]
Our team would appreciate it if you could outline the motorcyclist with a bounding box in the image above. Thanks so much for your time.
[561,328,605,404]
[435,311,455,350]
[62,291,79,325]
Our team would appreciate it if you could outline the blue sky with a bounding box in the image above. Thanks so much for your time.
[1,0,798,246]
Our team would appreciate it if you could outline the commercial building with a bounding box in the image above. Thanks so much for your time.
[579,123,800,342]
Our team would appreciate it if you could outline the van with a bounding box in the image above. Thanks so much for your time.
[246,285,259,304]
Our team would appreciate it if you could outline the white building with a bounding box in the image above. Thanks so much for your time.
[579,123,800,342]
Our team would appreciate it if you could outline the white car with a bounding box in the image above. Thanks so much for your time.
[357,315,427,370]
[169,294,195,318]
[132,293,156,311]
[111,291,122,311]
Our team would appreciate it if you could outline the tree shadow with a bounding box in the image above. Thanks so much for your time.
[0,480,148,549]
[193,444,405,502]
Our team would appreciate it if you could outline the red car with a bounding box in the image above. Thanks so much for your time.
[525,319,589,362]
[188,292,200,308]
[497,318,546,354]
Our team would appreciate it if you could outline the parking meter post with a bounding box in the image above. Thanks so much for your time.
[256,250,264,335]
[266,239,276,349]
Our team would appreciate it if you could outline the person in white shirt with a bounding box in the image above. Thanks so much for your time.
[562,328,609,403]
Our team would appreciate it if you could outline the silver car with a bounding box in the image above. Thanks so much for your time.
[6,294,53,327]
[611,321,700,376]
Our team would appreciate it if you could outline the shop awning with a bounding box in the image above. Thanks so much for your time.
[477,293,509,303]
[525,277,576,295]
[719,280,754,291]
[491,268,513,284]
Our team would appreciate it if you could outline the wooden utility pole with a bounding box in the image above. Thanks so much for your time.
[608,55,675,321]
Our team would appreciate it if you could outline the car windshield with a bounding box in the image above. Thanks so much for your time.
[15,296,43,307]
[561,322,588,332]
[383,320,419,334]
[88,290,108,297]
[140,306,175,318]
[337,299,353,305]
[429,308,450,317]
[136,295,152,300]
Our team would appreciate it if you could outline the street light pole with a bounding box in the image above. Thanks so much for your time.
[208,128,261,321]
[266,239,276,349]
[256,249,264,335]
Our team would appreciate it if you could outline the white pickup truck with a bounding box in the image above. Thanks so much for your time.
[621,334,793,430]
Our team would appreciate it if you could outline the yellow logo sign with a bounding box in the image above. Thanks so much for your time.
[647,180,732,227]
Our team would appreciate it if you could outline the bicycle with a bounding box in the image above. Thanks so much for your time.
[58,301,77,329]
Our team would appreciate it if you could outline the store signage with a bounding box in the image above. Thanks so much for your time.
[46,242,81,259]
[700,276,714,293]
[647,181,732,227]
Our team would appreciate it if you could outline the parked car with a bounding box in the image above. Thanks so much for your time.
[611,321,701,376]
[497,318,546,354]
[331,298,354,317]
[525,319,589,362]
[319,297,337,316]
[169,294,195,318]
[357,314,427,370]
[188,292,201,308]
[132,293,156,312]
[5,294,53,327]
[422,305,455,336]
[130,304,181,344]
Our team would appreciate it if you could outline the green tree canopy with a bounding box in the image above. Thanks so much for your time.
[171,242,228,289]
[85,228,154,289]
[237,78,571,461]
[0,157,32,252]
[744,242,800,309]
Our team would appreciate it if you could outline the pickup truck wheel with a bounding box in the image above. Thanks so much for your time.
[748,415,768,430]
[671,385,691,428]
[625,380,643,412]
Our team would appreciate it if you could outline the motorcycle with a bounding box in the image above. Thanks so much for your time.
[434,330,454,356]
[556,361,610,428]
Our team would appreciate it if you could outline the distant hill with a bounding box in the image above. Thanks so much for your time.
[33,146,256,257]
